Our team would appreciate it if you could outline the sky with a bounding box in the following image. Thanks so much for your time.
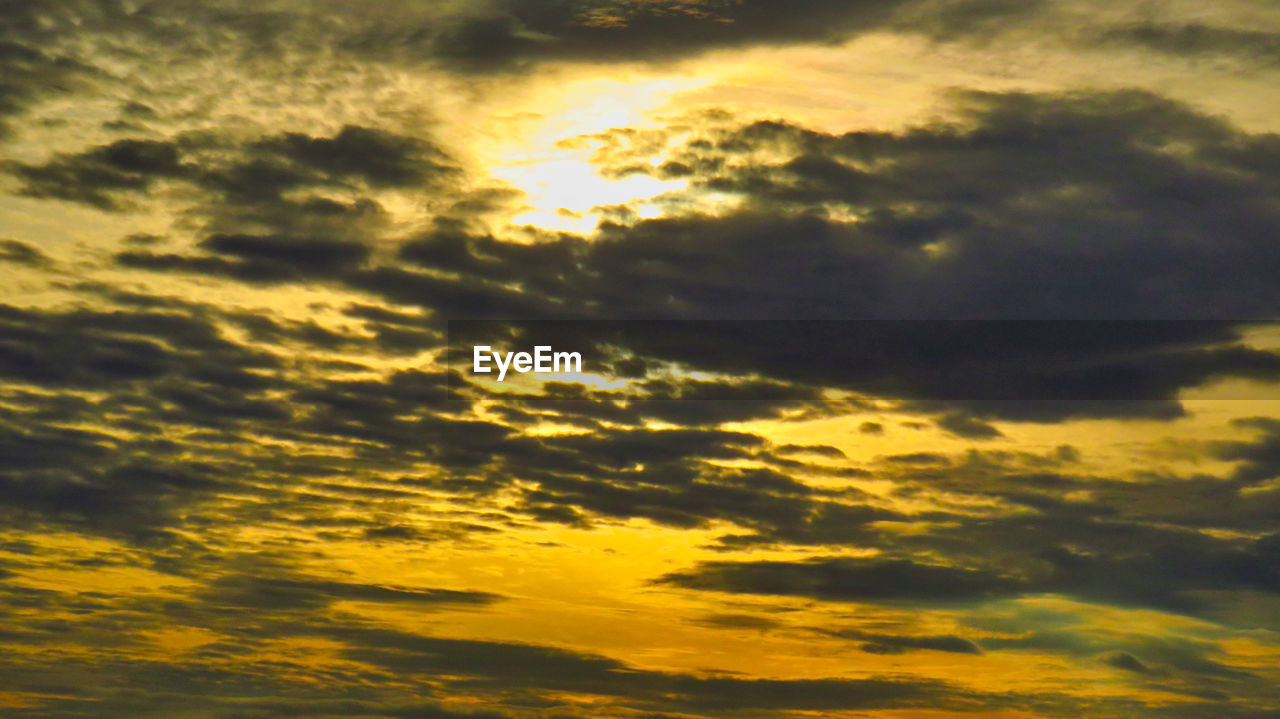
[2,1,1280,717]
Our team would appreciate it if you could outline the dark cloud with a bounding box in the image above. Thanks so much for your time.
[116,249,315,284]
[447,319,1280,423]
[338,0,1035,72]
[933,411,1001,438]
[0,299,463,537]
[8,125,456,216]
[775,443,846,458]
[0,411,231,536]
[658,557,1022,603]
[1215,416,1280,484]
[1033,533,1280,613]
[1099,22,1280,65]
[0,0,1052,99]
[479,426,831,529]
[324,624,980,714]
[0,38,97,139]
[1102,650,1154,674]
[979,626,1260,694]
[578,91,1280,318]
[1,558,1029,716]
[199,232,372,274]
[661,529,1280,618]
[884,451,951,465]
[5,138,185,210]
[0,304,279,390]
[0,239,48,266]
[255,125,454,188]
[201,573,502,612]
[835,629,984,655]
[1,292,1276,632]
[361,90,1280,422]
[80,91,1280,425]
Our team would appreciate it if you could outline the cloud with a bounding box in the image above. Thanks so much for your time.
[64,91,1280,426]
[2,7,1280,717]
[1215,416,1280,484]
[200,573,503,612]
[0,303,280,390]
[335,0,1021,71]
[841,630,984,655]
[583,90,1280,319]
[7,125,456,215]
[6,138,186,210]
[0,299,462,538]
[935,411,1003,438]
[658,557,1022,602]
[447,319,1280,422]
[199,232,372,274]
[1098,22,1280,65]
[254,125,455,188]
[0,239,48,266]
[0,38,97,140]
[324,624,981,713]
[79,94,1271,430]
[659,529,1280,618]
[1102,650,1153,673]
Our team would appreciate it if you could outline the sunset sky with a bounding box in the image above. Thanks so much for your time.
[3,1,1280,718]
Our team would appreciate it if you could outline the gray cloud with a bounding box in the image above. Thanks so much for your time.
[833,629,984,655]
[0,239,48,266]
[659,557,1022,602]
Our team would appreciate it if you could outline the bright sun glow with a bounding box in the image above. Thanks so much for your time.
[483,74,708,234]
[499,158,685,234]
